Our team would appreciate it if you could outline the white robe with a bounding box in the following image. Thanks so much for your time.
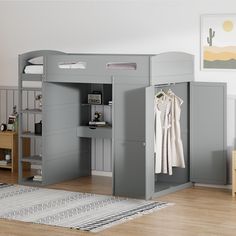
[154,95,172,174]
[167,90,185,168]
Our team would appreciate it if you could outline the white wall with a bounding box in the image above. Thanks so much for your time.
[0,0,236,182]
[0,0,236,89]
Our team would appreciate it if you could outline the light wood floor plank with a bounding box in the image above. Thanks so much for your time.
[0,169,234,236]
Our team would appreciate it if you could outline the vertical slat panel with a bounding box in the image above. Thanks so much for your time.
[13,90,18,111]
[0,90,7,123]
[22,91,28,132]
[35,90,42,156]
[104,139,112,172]
[28,91,35,155]
[6,90,14,119]
[27,91,35,132]
[95,139,104,171]
[104,105,112,124]
[35,138,42,156]
[91,139,96,170]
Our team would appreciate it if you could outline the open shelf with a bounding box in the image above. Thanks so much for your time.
[0,163,12,169]
[81,103,112,106]
[20,132,42,138]
[21,87,42,91]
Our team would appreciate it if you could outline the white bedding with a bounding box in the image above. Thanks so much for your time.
[59,62,86,69]
[24,65,43,74]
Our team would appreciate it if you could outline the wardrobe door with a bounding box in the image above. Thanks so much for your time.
[145,86,155,199]
[190,82,227,184]
[113,78,148,199]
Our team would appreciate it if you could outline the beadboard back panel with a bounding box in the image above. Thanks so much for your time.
[0,86,112,172]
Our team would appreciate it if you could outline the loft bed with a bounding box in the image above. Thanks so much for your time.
[18,50,226,199]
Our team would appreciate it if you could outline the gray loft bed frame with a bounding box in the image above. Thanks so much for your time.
[18,50,227,199]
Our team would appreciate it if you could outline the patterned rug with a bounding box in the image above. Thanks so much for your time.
[0,183,171,232]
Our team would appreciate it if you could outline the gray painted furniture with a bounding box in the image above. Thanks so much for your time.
[18,51,227,199]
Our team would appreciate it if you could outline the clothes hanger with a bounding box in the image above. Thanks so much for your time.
[166,89,183,105]
[155,89,166,98]
[155,89,172,99]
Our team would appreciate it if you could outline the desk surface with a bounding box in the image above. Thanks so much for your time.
[0,131,17,136]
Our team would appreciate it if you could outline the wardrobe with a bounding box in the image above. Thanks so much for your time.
[18,51,227,199]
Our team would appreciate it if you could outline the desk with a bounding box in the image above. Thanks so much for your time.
[0,131,29,173]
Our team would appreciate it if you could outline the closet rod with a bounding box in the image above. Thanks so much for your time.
[154,82,185,88]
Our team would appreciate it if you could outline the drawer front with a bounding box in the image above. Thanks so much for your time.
[0,135,12,148]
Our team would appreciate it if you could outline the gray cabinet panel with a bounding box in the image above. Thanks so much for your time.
[151,52,194,85]
[190,82,227,184]
[113,78,148,198]
[113,83,147,141]
[114,141,145,198]
[145,86,155,199]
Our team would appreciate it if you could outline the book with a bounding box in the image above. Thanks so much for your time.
[33,175,42,181]
[0,160,11,165]
[89,121,106,126]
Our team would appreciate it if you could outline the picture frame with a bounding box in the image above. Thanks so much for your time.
[201,14,236,70]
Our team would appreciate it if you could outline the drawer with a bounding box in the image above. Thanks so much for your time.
[77,126,112,139]
[0,135,12,148]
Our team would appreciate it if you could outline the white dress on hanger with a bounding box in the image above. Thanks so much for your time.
[167,90,185,168]
[154,97,162,174]
[154,94,172,174]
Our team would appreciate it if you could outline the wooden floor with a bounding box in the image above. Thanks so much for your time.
[0,169,235,236]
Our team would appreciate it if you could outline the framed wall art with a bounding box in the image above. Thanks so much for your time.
[201,14,236,70]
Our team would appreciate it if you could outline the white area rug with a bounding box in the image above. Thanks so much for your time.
[0,184,171,232]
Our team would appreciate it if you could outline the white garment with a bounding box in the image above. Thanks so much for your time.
[154,95,172,174]
[154,98,162,174]
[167,90,185,168]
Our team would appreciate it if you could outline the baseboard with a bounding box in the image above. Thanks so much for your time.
[194,183,232,190]
[92,170,112,177]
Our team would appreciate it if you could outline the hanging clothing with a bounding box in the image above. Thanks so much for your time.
[154,89,185,175]
[167,90,185,168]
[154,94,172,174]
[154,97,162,174]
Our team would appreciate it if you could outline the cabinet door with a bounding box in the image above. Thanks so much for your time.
[145,86,155,199]
[190,82,227,184]
[113,79,148,198]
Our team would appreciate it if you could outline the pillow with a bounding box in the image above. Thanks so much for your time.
[28,56,43,65]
